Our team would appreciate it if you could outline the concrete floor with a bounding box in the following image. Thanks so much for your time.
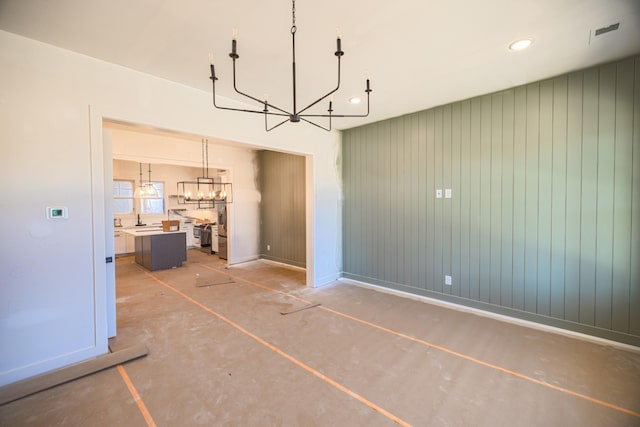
[1,249,639,426]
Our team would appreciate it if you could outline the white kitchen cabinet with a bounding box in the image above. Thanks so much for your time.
[125,233,135,253]
[114,230,127,255]
[211,224,219,253]
[182,224,194,248]
[115,229,136,255]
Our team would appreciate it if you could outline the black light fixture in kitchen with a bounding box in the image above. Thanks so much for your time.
[177,139,233,208]
[208,0,372,131]
[133,163,159,199]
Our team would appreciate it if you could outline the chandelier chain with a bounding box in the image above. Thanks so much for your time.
[291,0,296,33]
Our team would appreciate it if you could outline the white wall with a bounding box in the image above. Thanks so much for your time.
[0,29,342,385]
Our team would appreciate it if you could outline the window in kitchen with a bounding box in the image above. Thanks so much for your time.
[113,180,134,214]
[139,181,165,214]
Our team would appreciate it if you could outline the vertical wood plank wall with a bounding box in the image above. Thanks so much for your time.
[258,150,306,267]
[342,56,640,345]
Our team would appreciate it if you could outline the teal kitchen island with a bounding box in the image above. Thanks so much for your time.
[124,228,187,271]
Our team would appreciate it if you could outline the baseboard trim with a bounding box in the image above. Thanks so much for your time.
[0,343,148,406]
[340,277,640,354]
[258,258,306,272]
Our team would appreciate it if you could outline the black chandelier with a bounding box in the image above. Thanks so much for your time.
[209,0,372,132]
[177,139,233,208]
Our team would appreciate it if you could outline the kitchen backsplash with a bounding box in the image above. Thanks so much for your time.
[113,209,217,228]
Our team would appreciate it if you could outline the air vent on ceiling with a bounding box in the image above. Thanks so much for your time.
[594,23,620,36]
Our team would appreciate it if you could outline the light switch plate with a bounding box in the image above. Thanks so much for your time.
[445,189,452,199]
[445,275,452,285]
[436,189,443,199]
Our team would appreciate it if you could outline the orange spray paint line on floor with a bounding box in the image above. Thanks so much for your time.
[117,365,157,427]
[144,270,412,427]
[223,271,640,419]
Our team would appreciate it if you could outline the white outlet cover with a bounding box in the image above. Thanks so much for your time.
[445,275,452,285]
[436,189,443,198]
[445,189,452,198]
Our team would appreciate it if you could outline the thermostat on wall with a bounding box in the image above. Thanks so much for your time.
[46,206,68,219]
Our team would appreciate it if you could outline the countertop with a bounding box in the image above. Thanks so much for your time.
[122,228,186,237]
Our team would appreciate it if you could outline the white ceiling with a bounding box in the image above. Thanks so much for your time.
[1,0,639,131]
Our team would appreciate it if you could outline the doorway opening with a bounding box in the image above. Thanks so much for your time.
[102,120,310,336]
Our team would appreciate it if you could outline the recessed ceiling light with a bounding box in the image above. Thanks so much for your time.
[508,38,532,51]
[349,97,362,104]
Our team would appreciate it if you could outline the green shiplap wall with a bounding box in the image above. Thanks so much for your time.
[258,150,306,268]
[342,56,640,346]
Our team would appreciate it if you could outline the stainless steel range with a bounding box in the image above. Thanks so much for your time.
[194,223,218,254]
[193,224,206,248]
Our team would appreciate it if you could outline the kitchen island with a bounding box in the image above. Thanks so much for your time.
[123,228,187,271]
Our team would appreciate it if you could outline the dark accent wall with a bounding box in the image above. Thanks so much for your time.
[342,56,640,346]
[258,150,306,268]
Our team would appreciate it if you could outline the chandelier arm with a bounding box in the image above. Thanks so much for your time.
[300,88,371,118]
[265,116,290,132]
[297,57,341,116]
[231,59,292,116]
[212,78,289,116]
[213,95,288,116]
[213,104,289,116]
[299,116,332,131]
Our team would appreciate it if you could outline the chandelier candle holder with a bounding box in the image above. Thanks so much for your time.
[209,0,372,132]
[177,139,233,209]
